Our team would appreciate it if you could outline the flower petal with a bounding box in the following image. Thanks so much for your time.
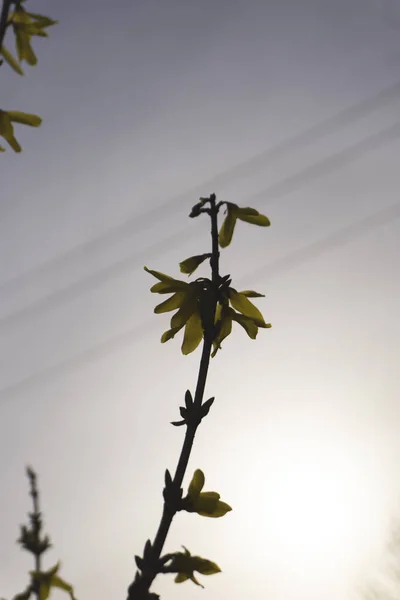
[181,311,204,354]
[187,469,205,499]
[218,203,238,248]
[154,292,186,314]
[229,288,266,326]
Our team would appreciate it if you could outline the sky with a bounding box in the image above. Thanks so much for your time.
[2,0,400,599]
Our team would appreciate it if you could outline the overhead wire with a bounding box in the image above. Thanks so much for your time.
[0,198,399,404]
[1,78,400,295]
[1,120,400,333]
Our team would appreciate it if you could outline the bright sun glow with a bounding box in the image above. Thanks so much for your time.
[264,443,361,569]
[226,414,386,588]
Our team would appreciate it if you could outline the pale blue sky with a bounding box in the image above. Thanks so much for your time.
[2,1,400,600]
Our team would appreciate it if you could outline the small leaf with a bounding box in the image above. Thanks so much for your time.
[0,45,24,74]
[7,111,42,127]
[181,311,203,354]
[229,288,266,326]
[187,469,205,499]
[179,253,211,276]
[200,396,214,417]
[237,206,271,227]
[144,539,152,557]
[165,469,172,486]
[135,555,144,570]
[184,390,193,408]
[218,203,238,248]
[171,419,186,426]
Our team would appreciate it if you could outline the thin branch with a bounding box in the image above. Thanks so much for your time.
[0,0,12,53]
[27,467,42,600]
[127,196,221,599]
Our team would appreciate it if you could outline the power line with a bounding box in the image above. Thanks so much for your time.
[1,120,400,333]
[1,78,400,295]
[0,198,399,403]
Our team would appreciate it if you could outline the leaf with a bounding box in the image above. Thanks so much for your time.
[200,396,214,418]
[154,291,185,314]
[181,311,203,354]
[7,111,41,127]
[239,290,265,298]
[179,253,210,276]
[187,469,205,499]
[231,312,259,339]
[0,45,24,74]
[184,390,193,408]
[218,203,238,248]
[229,288,266,326]
[237,206,271,227]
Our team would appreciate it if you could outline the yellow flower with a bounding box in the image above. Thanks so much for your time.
[165,546,221,588]
[145,267,271,356]
[0,110,41,152]
[184,469,232,518]
[219,202,270,248]
[144,267,204,354]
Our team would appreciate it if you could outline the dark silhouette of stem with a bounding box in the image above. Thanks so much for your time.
[0,0,12,53]
[127,195,220,599]
[27,468,42,600]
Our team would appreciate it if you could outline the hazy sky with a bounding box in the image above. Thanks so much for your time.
[2,1,400,599]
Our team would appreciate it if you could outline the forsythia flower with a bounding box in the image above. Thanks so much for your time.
[144,266,271,356]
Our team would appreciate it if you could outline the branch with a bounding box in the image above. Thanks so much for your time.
[0,0,12,54]
[127,195,220,599]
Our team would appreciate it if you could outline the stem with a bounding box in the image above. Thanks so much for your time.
[0,0,12,53]
[28,468,42,600]
[127,195,220,599]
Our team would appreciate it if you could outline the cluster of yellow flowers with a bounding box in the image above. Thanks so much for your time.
[0,2,57,151]
[145,200,272,356]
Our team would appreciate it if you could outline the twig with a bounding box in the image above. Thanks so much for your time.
[0,0,12,53]
[127,195,220,599]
